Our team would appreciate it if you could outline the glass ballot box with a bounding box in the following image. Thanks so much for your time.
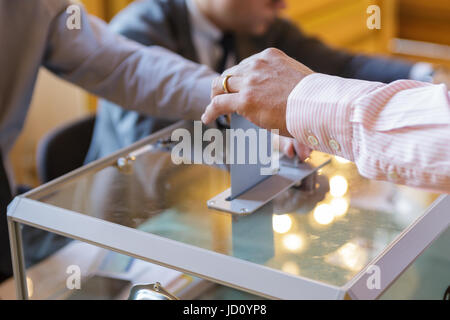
[6,121,450,300]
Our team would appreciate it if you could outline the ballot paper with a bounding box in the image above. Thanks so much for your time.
[230,114,273,199]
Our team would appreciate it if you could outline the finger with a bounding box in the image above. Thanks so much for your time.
[278,137,295,158]
[201,93,240,124]
[284,143,295,158]
[293,142,312,161]
[211,75,244,98]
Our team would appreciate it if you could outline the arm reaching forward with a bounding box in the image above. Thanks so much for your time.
[202,49,450,193]
[44,3,216,120]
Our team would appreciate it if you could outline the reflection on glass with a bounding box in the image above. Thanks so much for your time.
[281,261,301,276]
[282,234,304,253]
[334,156,351,164]
[330,175,348,197]
[330,197,349,217]
[272,214,292,234]
[325,239,369,272]
[313,204,335,225]
[27,276,34,298]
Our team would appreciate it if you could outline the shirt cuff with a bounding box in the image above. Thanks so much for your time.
[286,73,383,161]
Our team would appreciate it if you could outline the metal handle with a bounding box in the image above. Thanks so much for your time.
[128,282,179,300]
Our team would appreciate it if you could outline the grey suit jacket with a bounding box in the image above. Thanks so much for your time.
[86,0,414,162]
[0,0,215,160]
[0,0,221,279]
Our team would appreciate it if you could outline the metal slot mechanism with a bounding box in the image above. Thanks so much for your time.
[207,114,330,215]
[207,156,329,215]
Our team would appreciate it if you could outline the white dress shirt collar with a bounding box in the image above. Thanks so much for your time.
[186,0,222,44]
[186,0,237,70]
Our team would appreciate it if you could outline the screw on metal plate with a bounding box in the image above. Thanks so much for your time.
[116,154,136,173]
[156,137,176,150]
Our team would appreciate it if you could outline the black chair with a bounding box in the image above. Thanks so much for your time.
[36,115,96,183]
[22,115,96,268]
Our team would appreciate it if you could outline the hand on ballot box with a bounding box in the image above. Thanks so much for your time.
[277,135,311,162]
[433,66,450,87]
[202,48,314,137]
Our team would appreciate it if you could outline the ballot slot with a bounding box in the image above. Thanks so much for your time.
[207,114,331,215]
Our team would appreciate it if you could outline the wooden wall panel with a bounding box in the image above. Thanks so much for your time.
[392,0,450,66]
[398,0,450,46]
[284,0,397,54]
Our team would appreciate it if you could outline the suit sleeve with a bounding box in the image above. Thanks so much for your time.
[107,0,177,49]
[275,20,413,83]
[43,4,215,120]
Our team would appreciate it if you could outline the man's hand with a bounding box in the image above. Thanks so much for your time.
[201,48,314,137]
[277,135,311,161]
[433,66,450,88]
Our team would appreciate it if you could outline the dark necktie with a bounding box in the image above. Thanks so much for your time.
[216,32,235,74]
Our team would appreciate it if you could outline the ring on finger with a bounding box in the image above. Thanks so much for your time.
[222,75,232,94]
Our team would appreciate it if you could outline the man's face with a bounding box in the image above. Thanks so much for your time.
[219,0,287,35]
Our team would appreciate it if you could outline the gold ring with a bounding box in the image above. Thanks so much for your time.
[222,75,232,94]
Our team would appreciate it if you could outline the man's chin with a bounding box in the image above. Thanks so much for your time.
[257,19,277,35]
[237,22,272,36]
[250,24,271,36]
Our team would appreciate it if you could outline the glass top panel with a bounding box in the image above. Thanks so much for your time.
[29,133,439,288]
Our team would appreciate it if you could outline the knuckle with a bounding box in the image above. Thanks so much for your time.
[253,58,265,68]
[248,58,266,72]
[263,47,280,58]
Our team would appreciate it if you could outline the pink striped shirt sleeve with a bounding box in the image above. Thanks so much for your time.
[286,73,450,194]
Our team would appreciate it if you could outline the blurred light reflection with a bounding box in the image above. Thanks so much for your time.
[282,234,304,252]
[330,197,349,217]
[281,261,300,276]
[335,156,351,164]
[325,240,368,272]
[273,214,292,234]
[330,175,348,197]
[26,277,34,297]
[313,204,335,225]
